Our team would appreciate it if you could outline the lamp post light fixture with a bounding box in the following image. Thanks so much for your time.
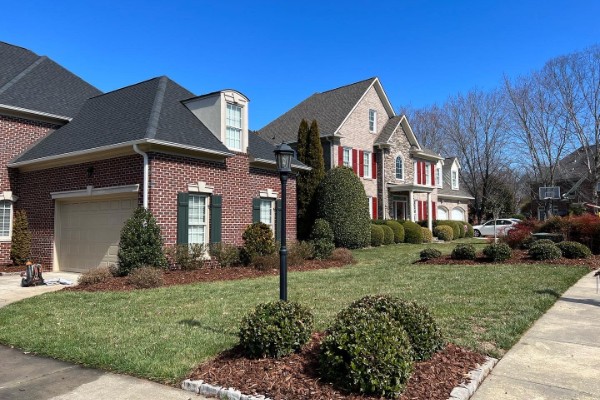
[274,142,294,301]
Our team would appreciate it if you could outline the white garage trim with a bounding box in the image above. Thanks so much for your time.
[51,184,139,200]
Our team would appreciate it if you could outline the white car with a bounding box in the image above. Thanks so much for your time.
[472,219,521,237]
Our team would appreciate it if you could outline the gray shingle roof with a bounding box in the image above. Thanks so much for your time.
[437,157,474,199]
[12,77,231,163]
[0,42,101,117]
[248,132,308,169]
[257,77,377,144]
[375,116,402,145]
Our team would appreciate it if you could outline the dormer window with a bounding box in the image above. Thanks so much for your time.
[226,103,243,151]
[436,167,442,188]
[369,109,377,133]
[451,170,459,190]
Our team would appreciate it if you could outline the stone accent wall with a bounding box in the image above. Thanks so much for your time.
[0,115,60,265]
[382,124,415,219]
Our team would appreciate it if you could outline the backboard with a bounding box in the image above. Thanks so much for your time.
[539,186,561,200]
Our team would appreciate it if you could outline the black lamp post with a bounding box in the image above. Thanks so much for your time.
[274,143,294,301]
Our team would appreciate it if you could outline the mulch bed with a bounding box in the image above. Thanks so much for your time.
[189,332,487,400]
[420,249,600,270]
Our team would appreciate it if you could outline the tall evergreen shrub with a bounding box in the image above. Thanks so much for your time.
[10,210,31,265]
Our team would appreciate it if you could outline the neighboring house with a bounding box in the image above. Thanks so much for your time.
[531,146,599,220]
[258,77,473,230]
[2,42,305,271]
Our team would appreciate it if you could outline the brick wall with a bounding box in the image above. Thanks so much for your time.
[149,152,296,247]
[0,115,60,265]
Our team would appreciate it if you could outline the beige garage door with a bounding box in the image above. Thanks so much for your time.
[56,197,137,272]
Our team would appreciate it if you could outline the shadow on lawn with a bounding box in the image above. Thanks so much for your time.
[179,319,236,336]
[534,289,560,298]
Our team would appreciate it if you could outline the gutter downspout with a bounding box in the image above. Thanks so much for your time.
[133,144,149,209]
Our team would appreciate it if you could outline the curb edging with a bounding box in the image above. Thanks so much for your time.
[182,379,271,400]
[448,356,498,400]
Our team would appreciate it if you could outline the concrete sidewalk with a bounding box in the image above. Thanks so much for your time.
[0,346,205,399]
[0,272,81,308]
[472,270,600,400]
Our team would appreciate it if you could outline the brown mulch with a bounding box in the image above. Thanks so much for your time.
[420,249,600,270]
[189,332,486,400]
[63,259,348,292]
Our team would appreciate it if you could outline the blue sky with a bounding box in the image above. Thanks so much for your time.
[3,1,599,129]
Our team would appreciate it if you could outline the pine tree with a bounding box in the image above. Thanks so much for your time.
[296,119,309,163]
[117,207,167,276]
[10,210,31,265]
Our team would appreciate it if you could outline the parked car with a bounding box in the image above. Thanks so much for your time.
[472,219,521,237]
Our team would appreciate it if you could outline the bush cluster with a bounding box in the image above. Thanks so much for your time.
[238,301,314,359]
[386,220,405,243]
[78,267,113,286]
[166,244,207,270]
[371,225,384,247]
[528,241,562,260]
[126,266,164,289]
[310,219,335,259]
[401,220,424,244]
[419,248,442,261]
[252,253,279,271]
[433,225,453,241]
[209,243,240,267]
[421,227,433,243]
[482,243,512,262]
[330,248,355,264]
[451,244,476,260]
[382,225,395,245]
[288,241,314,266]
[556,241,592,259]
[241,222,276,265]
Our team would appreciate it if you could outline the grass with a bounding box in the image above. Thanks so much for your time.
[0,240,588,384]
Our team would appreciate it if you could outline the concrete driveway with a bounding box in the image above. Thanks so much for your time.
[0,272,81,308]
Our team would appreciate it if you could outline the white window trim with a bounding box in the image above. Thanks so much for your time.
[188,181,214,194]
[425,162,431,186]
[451,169,459,190]
[0,199,14,241]
[343,147,352,168]
[259,198,276,232]
[259,189,278,199]
[225,103,243,152]
[363,151,371,178]
[436,167,443,188]
[188,193,210,245]
[368,197,374,219]
[395,155,404,181]
[369,109,377,133]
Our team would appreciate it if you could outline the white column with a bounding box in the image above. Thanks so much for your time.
[427,192,433,231]
[408,191,414,222]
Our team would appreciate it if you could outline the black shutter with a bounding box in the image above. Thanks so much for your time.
[209,195,222,244]
[252,198,261,223]
[275,199,282,242]
[177,192,189,244]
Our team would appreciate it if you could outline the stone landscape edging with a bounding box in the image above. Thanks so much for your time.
[181,355,498,400]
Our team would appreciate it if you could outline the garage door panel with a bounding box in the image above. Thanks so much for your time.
[57,197,136,272]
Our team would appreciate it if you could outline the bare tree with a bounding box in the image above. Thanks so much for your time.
[399,104,447,154]
[443,89,511,223]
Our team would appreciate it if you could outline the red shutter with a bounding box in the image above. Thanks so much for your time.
[431,164,435,186]
[424,201,429,219]
[372,153,377,179]
[359,150,364,177]
[433,202,437,220]
[418,201,422,220]
[338,146,344,167]
[421,162,426,185]
[417,162,422,184]
[352,149,358,174]
[372,197,378,220]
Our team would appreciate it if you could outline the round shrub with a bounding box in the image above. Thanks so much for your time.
[320,309,413,397]
[316,167,370,249]
[371,224,384,247]
[126,266,164,289]
[556,241,592,259]
[433,225,453,241]
[531,239,556,248]
[465,223,474,238]
[385,220,405,243]
[401,220,424,244]
[78,266,112,286]
[451,244,476,260]
[382,225,395,245]
[239,301,314,359]
[311,219,335,260]
[528,242,562,261]
[420,248,442,261]
[330,248,355,264]
[482,243,512,262]
[436,221,459,240]
[344,295,444,361]
[240,222,276,264]
[421,227,433,243]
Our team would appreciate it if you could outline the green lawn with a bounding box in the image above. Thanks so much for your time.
[0,241,588,384]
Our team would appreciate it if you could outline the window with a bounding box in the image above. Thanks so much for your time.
[395,156,404,180]
[343,148,352,167]
[425,162,431,186]
[260,199,275,231]
[451,170,458,189]
[436,168,442,188]
[0,200,11,239]
[226,103,242,151]
[369,109,377,132]
[188,194,208,244]
[363,151,371,177]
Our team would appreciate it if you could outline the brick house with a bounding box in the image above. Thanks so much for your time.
[2,42,305,271]
[258,77,473,230]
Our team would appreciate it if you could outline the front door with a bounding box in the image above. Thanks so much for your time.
[394,201,407,220]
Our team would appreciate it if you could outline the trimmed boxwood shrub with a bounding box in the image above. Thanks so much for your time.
[433,225,453,241]
[531,239,556,247]
[382,225,395,245]
[371,224,384,247]
[401,220,423,244]
[240,222,276,265]
[436,221,459,240]
[528,242,562,260]
[385,220,405,243]
[320,308,414,398]
[343,295,444,361]
[483,243,512,262]
[420,248,442,261]
[451,244,476,260]
[465,223,474,238]
[316,167,370,249]
[239,301,314,358]
[556,241,592,259]
[421,227,433,243]
[311,218,335,260]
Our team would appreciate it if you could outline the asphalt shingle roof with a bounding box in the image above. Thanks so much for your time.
[437,157,474,199]
[257,77,377,144]
[0,42,101,117]
[375,116,403,145]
